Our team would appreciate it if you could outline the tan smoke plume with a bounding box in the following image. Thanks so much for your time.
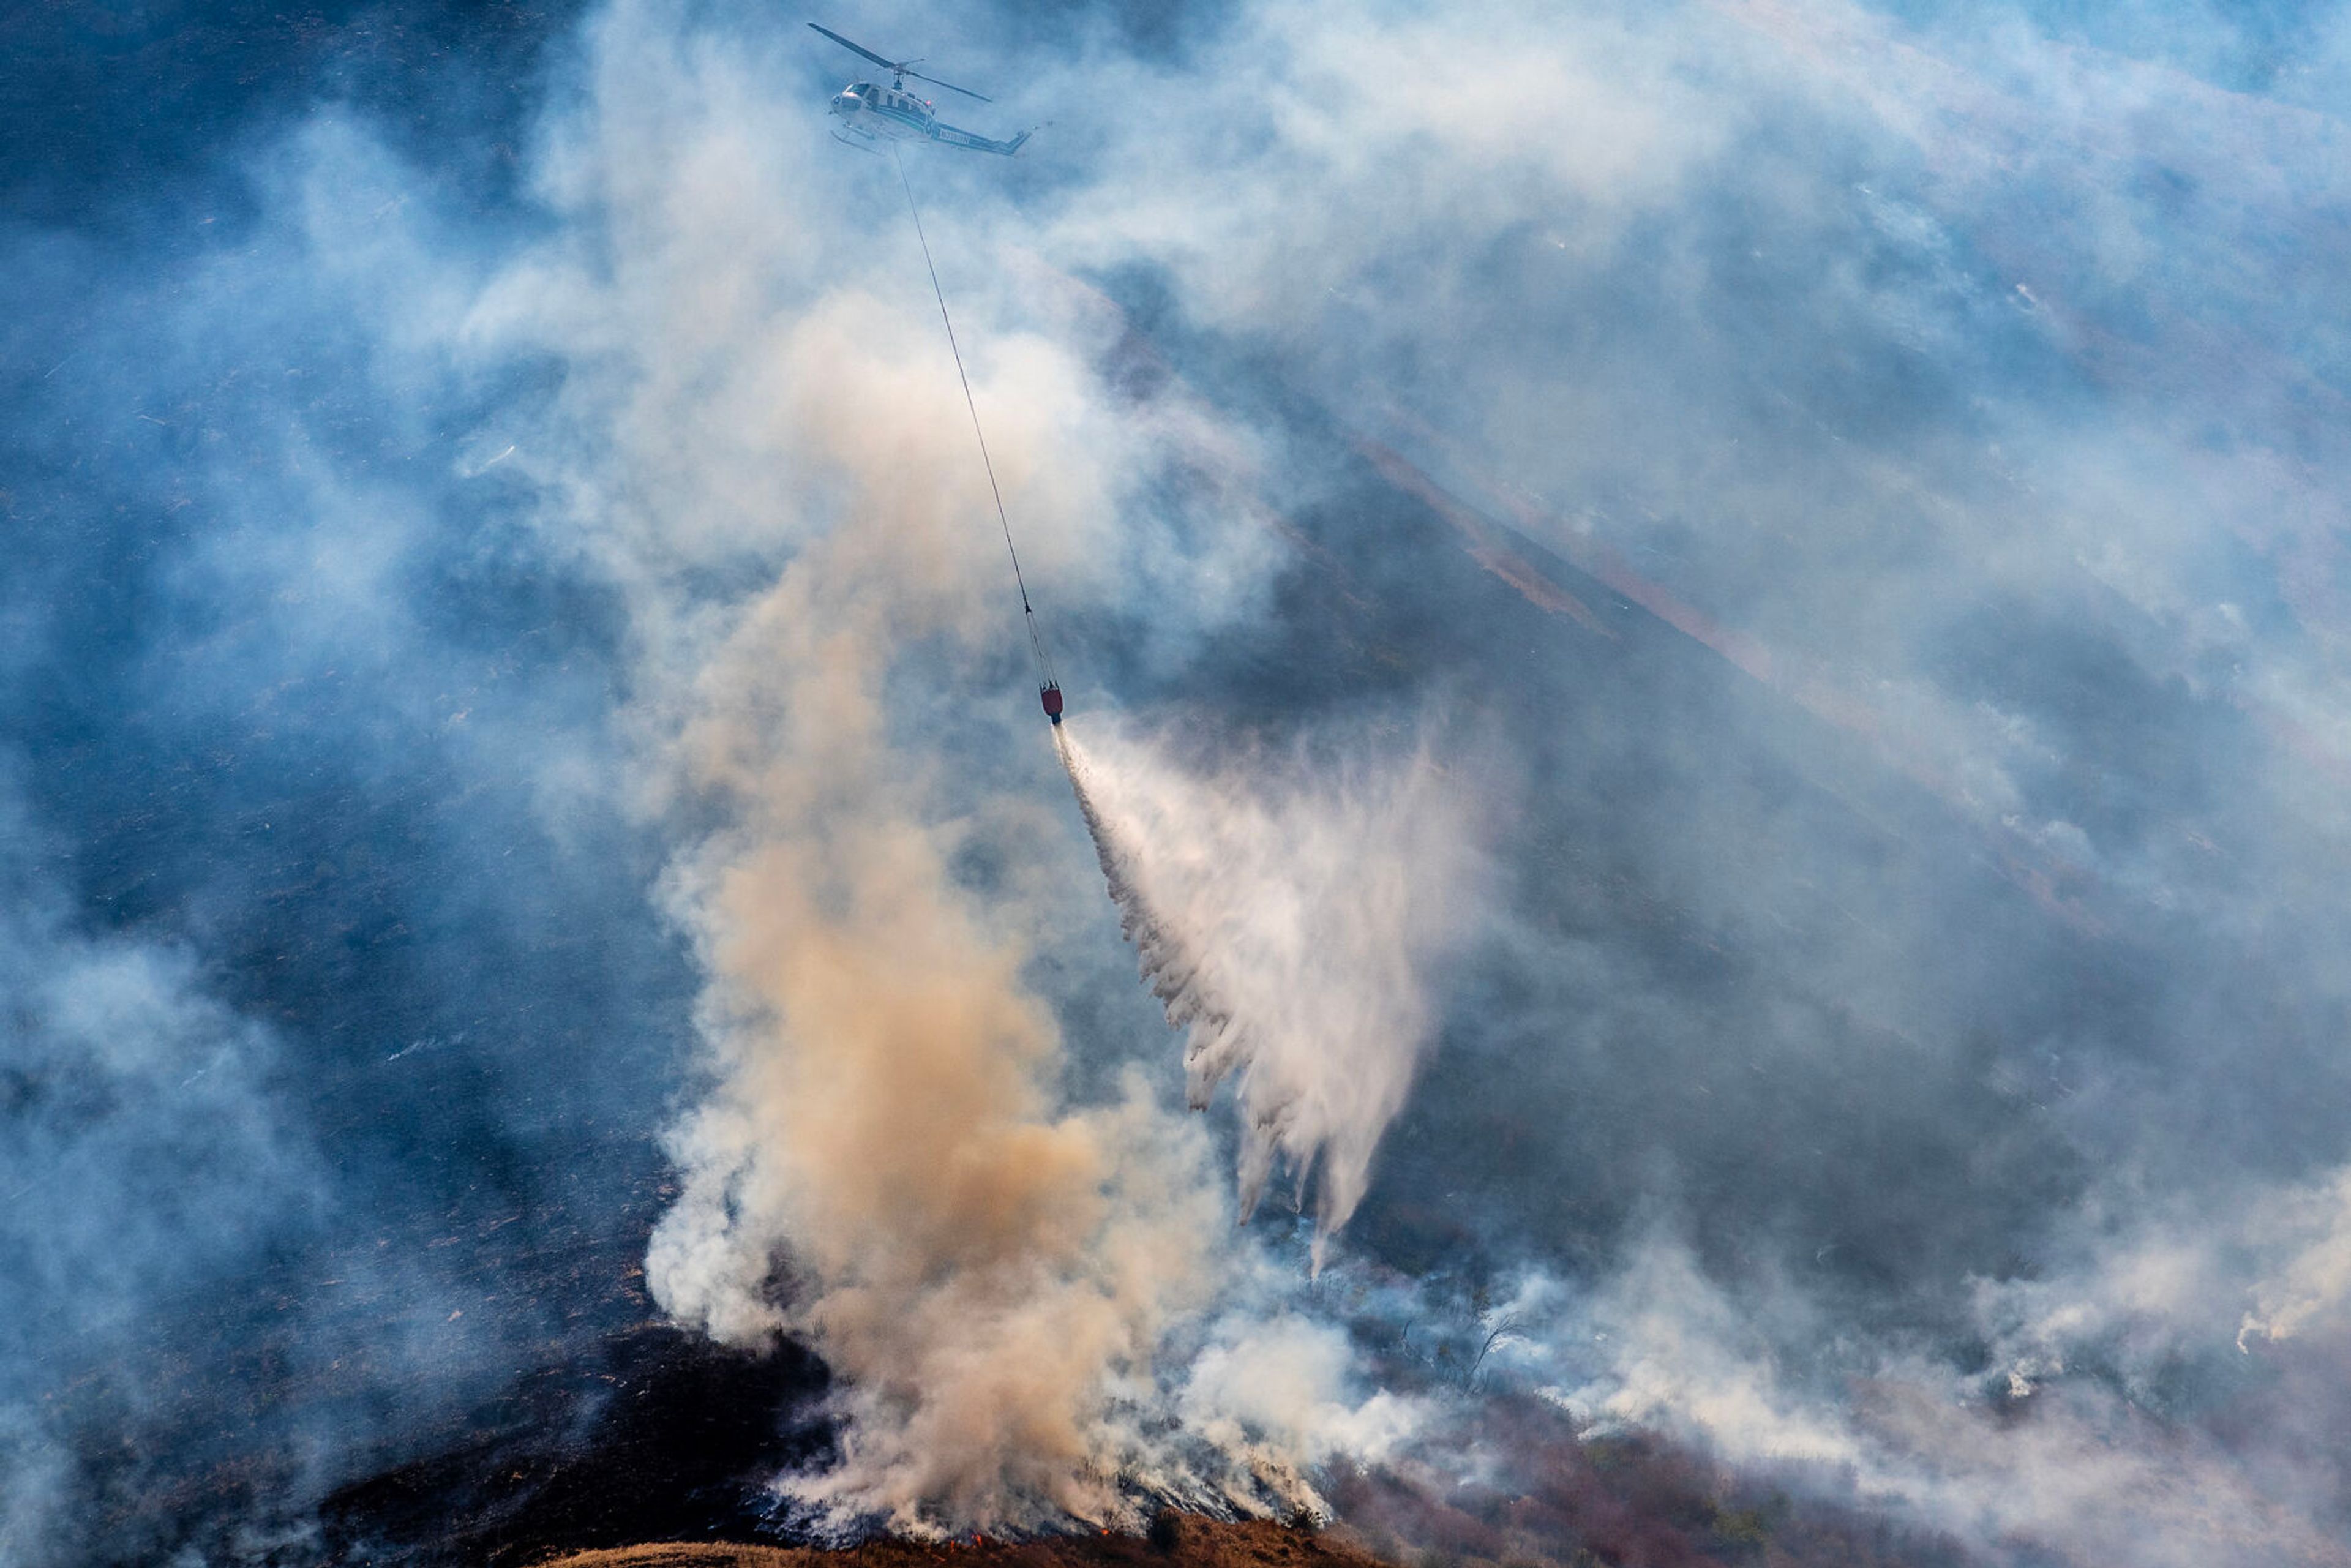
[644,291,1223,1534]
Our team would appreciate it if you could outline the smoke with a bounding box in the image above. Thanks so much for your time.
[493,6,1489,1525]
[2238,1165,2351,1352]
[1172,1311,1427,1515]
[1541,1234,2351,1567]
[1057,722,1487,1255]
[0,766,331,1565]
[621,277,1471,1530]
[642,688,1227,1535]
[617,279,1253,1528]
[17,0,2351,1558]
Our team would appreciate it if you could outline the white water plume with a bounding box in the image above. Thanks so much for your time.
[1056,721,1486,1258]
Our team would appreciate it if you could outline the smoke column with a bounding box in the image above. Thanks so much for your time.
[635,293,1235,1537]
[1054,722,1484,1261]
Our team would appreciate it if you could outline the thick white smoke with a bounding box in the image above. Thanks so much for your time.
[1443,1232,2351,1568]
[1057,722,1487,1258]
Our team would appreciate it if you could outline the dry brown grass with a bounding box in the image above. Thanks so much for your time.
[528,1516,1389,1568]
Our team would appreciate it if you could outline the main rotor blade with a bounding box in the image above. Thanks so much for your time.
[904,67,991,103]
[808,22,899,72]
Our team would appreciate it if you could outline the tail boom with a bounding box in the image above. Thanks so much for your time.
[931,121,1030,156]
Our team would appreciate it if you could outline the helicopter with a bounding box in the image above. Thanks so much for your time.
[811,23,1031,156]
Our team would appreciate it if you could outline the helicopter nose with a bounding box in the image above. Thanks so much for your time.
[831,90,858,116]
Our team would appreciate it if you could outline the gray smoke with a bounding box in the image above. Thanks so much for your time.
[11,0,2351,1560]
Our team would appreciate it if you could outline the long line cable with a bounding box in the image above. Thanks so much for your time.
[893,144,1058,688]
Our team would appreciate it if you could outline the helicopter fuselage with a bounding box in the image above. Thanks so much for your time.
[830,81,937,143]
